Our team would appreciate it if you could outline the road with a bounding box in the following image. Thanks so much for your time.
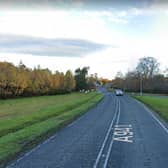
[7,90,168,168]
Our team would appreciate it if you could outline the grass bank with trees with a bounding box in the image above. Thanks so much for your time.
[134,95,168,122]
[0,92,103,167]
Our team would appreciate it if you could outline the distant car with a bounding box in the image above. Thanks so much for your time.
[115,89,124,96]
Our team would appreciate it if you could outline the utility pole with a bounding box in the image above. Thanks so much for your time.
[140,74,143,96]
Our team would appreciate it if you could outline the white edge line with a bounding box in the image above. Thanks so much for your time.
[7,94,105,167]
[8,106,92,167]
[134,99,168,134]
[103,99,120,168]
[93,98,118,168]
[6,133,58,168]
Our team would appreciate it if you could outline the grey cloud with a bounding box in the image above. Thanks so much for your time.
[0,34,110,57]
[0,0,155,10]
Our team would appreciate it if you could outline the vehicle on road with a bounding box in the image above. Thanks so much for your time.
[115,89,124,96]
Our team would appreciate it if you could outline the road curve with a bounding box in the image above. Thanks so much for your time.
[7,91,168,168]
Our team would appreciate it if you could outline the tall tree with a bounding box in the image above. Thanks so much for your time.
[136,57,160,79]
[64,70,76,92]
[75,67,89,90]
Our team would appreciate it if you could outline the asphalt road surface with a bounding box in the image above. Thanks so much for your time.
[7,90,168,168]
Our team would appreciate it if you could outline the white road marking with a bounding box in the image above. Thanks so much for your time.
[113,136,133,143]
[114,124,133,143]
[135,99,168,135]
[7,95,106,168]
[67,116,82,128]
[115,124,132,127]
[6,133,58,168]
[103,99,121,168]
[8,97,107,167]
[113,125,133,143]
[93,99,119,168]
[114,127,133,136]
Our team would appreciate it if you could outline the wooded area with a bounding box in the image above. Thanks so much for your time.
[0,61,76,98]
[112,57,168,93]
[0,61,99,99]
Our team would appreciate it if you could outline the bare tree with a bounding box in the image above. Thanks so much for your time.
[136,57,160,79]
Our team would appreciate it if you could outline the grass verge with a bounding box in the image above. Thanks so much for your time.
[133,95,168,122]
[0,92,103,168]
[0,93,101,137]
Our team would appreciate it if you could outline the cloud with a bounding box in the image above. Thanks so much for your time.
[82,10,129,24]
[108,17,128,24]
[0,34,110,57]
[0,0,153,10]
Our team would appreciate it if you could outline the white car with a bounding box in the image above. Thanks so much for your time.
[115,89,124,96]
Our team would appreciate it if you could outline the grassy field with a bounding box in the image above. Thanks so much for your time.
[0,92,103,167]
[134,95,168,122]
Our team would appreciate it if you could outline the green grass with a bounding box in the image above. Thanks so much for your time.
[133,95,168,122]
[0,92,103,167]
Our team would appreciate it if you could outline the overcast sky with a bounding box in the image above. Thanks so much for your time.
[0,0,168,78]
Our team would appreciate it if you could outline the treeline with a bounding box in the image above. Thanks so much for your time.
[0,61,76,98]
[0,61,99,99]
[112,57,168,94]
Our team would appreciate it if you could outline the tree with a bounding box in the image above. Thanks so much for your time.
[136,57,160,79]
[124,71,139,92]
[87,74,97,90]
[112,71,125,89]
[75,67,89,90]
[115,71,124,79]
[64,70,76,92]
[14,64,29,96]
[0,62,18,98]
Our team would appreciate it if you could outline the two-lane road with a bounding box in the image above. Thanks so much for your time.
[7,91,168,168]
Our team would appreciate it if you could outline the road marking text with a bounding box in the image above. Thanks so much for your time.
[113,124,133,143]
